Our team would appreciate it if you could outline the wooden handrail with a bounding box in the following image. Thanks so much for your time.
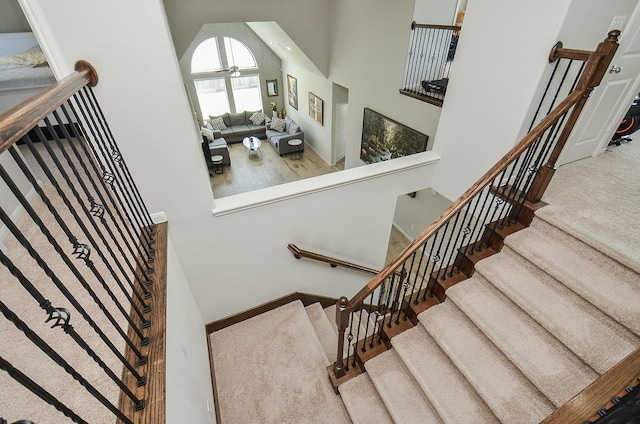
[540,348,640,423]
[0,60,98,154]
[346,30,620,310]
[411,21,461,31]
[288,244,379,275]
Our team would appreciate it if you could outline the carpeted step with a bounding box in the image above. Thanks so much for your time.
[447,276,598,406]
[209,301,351,423]
[392,325,499,423]
[305,303,339,362]
[419,301,555,423]
[365,349,442,423]
[339,373,394,424]
[505,217,640,336]
[475,247,640,374]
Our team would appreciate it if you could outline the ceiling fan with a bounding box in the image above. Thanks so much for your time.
[216,65,241,78]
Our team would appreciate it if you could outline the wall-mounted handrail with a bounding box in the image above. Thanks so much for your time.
[332,30,620,381]
[288,244,379,275]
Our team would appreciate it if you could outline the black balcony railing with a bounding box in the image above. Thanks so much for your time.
[399,22,461,106]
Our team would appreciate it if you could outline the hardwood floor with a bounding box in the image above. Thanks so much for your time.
[386,225,411,265]
[210,140,345,198]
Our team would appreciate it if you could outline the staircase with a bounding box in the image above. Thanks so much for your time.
[208,143,640,423]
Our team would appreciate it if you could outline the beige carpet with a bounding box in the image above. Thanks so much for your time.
[209,300,351,424]
[537,139,640,273]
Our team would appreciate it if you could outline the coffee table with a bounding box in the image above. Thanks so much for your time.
[243,136,262,158]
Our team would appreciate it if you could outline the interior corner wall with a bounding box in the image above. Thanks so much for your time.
[428,0,573,201]
[281,62,333,164]
[328,0,442,170]
[166,235,215,424]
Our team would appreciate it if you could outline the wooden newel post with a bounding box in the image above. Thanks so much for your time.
[332,296,349,378]
[527,30,620,204]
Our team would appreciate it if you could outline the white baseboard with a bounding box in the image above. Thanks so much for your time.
[0,186,38,253]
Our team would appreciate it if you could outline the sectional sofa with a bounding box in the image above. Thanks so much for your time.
[201,110,305,158]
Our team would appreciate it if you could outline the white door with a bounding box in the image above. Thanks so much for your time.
[335,103,348,162]
[558,8,640,165]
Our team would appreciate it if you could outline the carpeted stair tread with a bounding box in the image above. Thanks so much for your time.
[306,303,339,362]
[475,247,639,374]
[419,301,554,423]
[505,218,640,336]
[339,373,394,424]
[365,349,442,423]
[447,276,598,406]
[209,301,351,424]
[392,326,499,423]
[538,140,640,274]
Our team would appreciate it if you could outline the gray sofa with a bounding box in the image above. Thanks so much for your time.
[205,111,267,143]
[265,116,305,156]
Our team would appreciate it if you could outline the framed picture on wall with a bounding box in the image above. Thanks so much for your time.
[287,74,298,110]
[360,108,429,164]
[308,92,323,125]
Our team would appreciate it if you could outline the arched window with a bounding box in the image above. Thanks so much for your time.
[191,37,261,118]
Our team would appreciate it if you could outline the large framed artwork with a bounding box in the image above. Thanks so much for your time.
[360,108,429,164]
[308,92,323,125]
[287,74,298,110]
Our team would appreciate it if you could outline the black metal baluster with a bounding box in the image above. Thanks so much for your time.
[0,196,147,379]
[361,291,375,353]
[377,276,396,345]
[0,300,138,423]
[8,143,150,345]
[409,242,428,305]
[0,356,89,424]
[0,249,146,408]
[344,312,355,371]
[24,127,150,329]
[369,281,387,349]
[422,230,442,300]
[83,87,156,236]
[405,26,418,92]
[60,102,154,278]
[69,92,155,262]
[48,108,152,295]
[55,105,154,294]
[431,220,449,282]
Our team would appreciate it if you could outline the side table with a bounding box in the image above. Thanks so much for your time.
[288,139,303,159]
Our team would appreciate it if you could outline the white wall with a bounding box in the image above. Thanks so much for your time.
[163,0,332,76]
[0,0,30,32]
[174,154,439,323]
[281,61,333,164]
[393,188,453,240]
[22,0,215,225]
[429,0,574,201]
[329,0,442,170]
[413,0,458,25]
[166,236,216,423]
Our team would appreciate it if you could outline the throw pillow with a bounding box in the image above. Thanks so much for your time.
[249,112,266,126]
[271,117,286,132]
[228,112,246,126]
[210,117,227,131]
